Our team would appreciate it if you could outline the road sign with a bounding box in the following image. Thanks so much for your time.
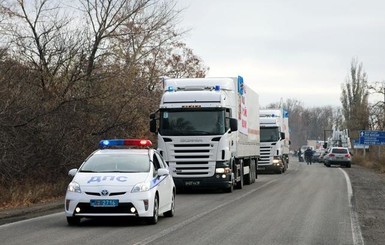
[359,130,385,145]
[353,139,369,149]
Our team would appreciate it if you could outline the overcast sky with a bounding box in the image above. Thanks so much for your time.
[175,0,385,107]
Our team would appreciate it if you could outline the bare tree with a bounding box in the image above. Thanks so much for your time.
[368,81,385,130]
[340,58,369,138]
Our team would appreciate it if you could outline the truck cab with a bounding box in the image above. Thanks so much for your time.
[258,109,289,174]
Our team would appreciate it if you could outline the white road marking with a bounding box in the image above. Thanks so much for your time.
[339,168,364,245]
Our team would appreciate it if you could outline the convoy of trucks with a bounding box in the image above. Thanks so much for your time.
[150,76,260,192]
[258,109,290,173]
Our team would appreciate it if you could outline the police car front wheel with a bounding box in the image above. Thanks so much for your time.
[67,216,81,226]
[163,192,175,217]
[146,195,159,225]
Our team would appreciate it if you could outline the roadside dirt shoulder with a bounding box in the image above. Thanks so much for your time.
[0,197,63,226]
[345,164,385,245]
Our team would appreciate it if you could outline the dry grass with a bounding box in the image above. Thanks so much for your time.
[353,147,385,173]
[0,178,68,210]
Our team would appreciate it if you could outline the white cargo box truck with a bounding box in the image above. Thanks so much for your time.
[258,109,290,174]
[150,76,260,192]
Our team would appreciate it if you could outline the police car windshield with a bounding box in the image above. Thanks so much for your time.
[80,154,150,173]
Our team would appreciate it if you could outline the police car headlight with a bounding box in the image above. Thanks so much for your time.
[131,182,151,193]
[67,181,81,193]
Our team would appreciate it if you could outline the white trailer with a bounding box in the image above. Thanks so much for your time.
[150,76,260,192]
[258,109,290,174]
[326,129,351,149]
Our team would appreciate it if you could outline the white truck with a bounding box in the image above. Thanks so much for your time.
[326,129,351,149]
[258,109,290,174]
[150,76,260,192]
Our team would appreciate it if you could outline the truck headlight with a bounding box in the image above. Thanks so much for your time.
[67,182,81,193]
[131,182,150,193]
[216,167,231,174]
[272,156,281,165]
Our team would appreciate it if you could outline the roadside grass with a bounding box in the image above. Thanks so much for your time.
[0,178,68,210]
[353,146,385,173]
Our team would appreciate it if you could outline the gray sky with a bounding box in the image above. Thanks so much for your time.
[176,0,385,107]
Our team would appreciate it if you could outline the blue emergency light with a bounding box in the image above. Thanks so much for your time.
[99,139,152,149]
[214,85,221,91]
[166,86,174,92]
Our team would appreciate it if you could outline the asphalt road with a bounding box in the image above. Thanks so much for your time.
[0,158,372,245]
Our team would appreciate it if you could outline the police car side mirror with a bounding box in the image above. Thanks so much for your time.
[68,168,78,177]
[157,168,169,176]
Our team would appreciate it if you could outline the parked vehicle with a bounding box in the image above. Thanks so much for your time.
[150,76,260,192]
[324,147,352,168]
[258,109,290,174]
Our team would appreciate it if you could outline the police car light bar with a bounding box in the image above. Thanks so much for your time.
[99,139,153,148]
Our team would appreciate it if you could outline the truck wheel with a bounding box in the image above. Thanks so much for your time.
[251,160,256,183]
[244,161,251,185]
[235,162,244,189]
[244,160,256,185]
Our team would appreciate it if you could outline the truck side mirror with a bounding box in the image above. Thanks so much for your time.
[230,118,238,132]
[150,119,157,133]
[150,113,156,119]
[280,132,285,140]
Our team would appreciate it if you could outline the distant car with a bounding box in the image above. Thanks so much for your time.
[64,139,176,226]
[323,147,352,168]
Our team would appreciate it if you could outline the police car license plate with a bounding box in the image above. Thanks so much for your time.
[185,181,200,186]
[90,199,119,207]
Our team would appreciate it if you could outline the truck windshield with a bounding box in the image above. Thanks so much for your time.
[260,127,280,142]
[159,109,227,136]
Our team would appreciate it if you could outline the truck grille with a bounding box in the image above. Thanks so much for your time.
[259,145,272,165]
[169,143,216,177]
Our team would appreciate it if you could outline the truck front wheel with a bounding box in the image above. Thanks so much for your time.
[235,160,244,189]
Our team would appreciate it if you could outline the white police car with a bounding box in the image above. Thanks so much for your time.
[64,139,175,225]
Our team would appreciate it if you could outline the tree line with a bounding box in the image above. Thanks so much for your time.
[0,0,208,206]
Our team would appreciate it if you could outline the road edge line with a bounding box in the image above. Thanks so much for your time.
[339,168,364,245]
